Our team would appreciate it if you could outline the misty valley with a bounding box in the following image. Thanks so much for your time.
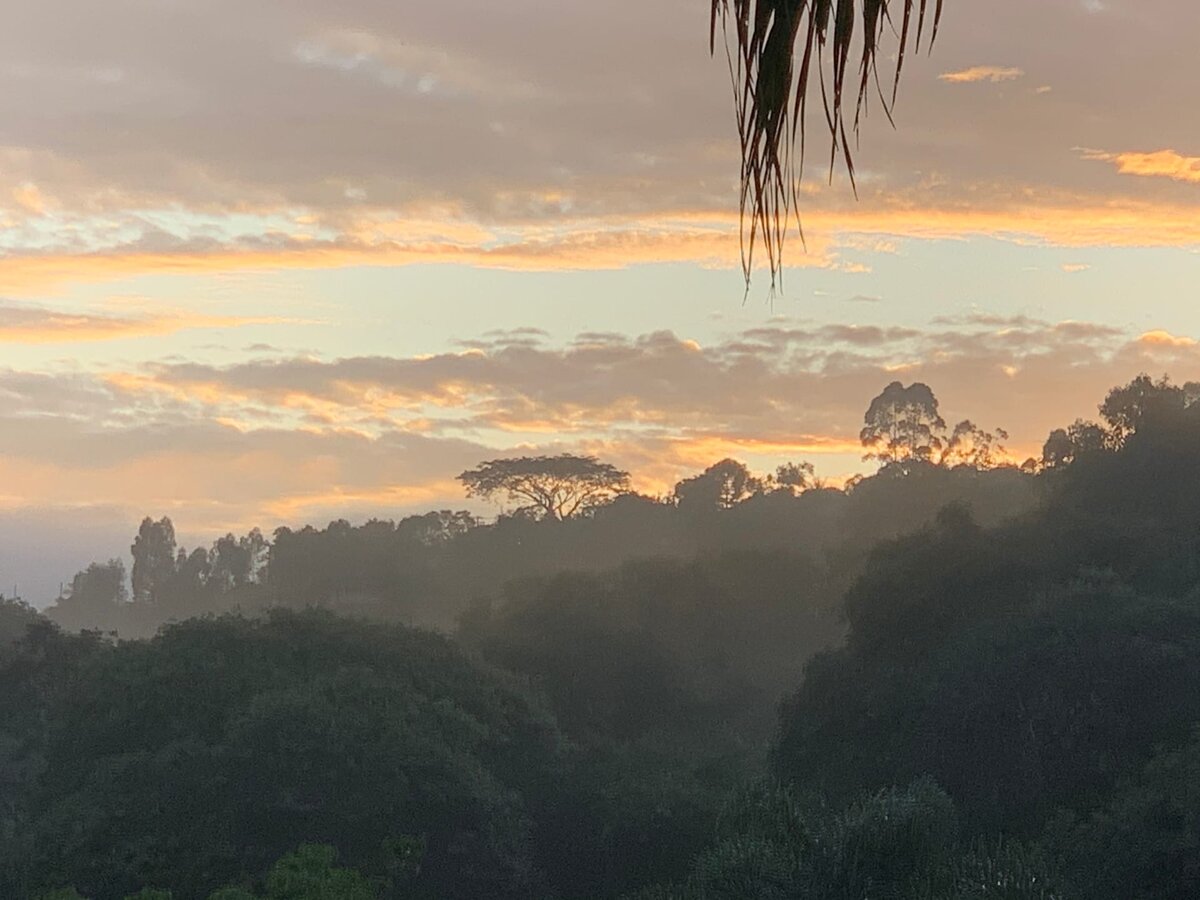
[3,376,1200,899]
[6,0,1200,895]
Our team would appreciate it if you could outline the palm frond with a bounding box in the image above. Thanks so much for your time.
[711,0,943,288]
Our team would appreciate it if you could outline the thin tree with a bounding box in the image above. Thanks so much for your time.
[131,516,177,604]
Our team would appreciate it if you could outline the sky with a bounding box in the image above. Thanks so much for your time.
[3,0,1200,603]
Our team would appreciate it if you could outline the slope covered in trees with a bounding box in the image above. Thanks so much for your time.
[1,612,562,899]
[5,375,1200,897]
[41,382,1036,640]
[637,375,1200,899]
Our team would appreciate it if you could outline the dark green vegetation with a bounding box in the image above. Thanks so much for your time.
[4,375,1200,898]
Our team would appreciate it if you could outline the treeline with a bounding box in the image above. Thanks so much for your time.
[644,373,1200,899]
[44,379,1039,638]
[3,374,1199,897]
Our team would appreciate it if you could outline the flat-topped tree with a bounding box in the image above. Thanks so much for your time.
[458,455,631,521]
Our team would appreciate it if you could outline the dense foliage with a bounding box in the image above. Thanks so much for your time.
[0,613,562,899]
[6,376,1200,897]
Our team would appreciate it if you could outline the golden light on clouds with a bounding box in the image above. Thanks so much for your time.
[6,194,1200,294]
[1082,149,1200,184]
[1,312,1197,549]
[0,226,756,293]
[939,66,1024,83]
[670,434,866,464]
[1137,330,1198,348]
[12,182,47,214]
[6,0,1200,607]
[262,481,467,522]
[0,308,301,344]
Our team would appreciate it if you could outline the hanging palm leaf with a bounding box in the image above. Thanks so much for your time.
[711,0,943,287]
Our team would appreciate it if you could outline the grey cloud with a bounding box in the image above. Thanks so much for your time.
[119,318,1200,450]
[3,316,1200,581]
[572,331,631,347]
[0,369,121,417]
[0,300,167,341]
[0,0,732,220]
[815,325,924,346]
[0,408,491,513]
[4,0,1198,244]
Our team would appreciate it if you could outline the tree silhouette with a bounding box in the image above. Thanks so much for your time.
[458,455,630,521]
[860,381,946,468]
[674,458,763,511]
[1041,419,1109,469]
[1100,374,1200,446]
[130,517,177,603]
[210,533,251,593]
[772,460,816,494]
[396,510,479,545]
[940,420,1009,470]
[49,560,127,633]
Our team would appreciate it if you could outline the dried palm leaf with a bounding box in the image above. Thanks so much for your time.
[711,0,943,288]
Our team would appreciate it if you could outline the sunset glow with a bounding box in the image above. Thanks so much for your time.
[3,0,1200,603]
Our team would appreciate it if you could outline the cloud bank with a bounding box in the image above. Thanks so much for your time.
[2,0,1200,285]
[3,316,1198,538]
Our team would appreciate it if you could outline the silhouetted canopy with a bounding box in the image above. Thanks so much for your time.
[459,455,631,521]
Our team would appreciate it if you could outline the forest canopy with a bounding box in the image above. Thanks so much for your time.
[5,374,1200,898]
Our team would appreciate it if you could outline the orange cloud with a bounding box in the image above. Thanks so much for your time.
[6,313,1200,538]
[1137,330,1198,348]
[939,66,1024,83]
[1081,149,1200,184]
[818,202,1200,248]
[670,434,865,465]
[12,182,47,214]
[262,480,466,522]
[0,430,480,536]
[0,304,302,344]
[7,190,1200,293]
[0,225,779,293]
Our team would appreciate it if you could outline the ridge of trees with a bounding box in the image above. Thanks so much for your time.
[5,373,1200,896]
[39,374,1192,641]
